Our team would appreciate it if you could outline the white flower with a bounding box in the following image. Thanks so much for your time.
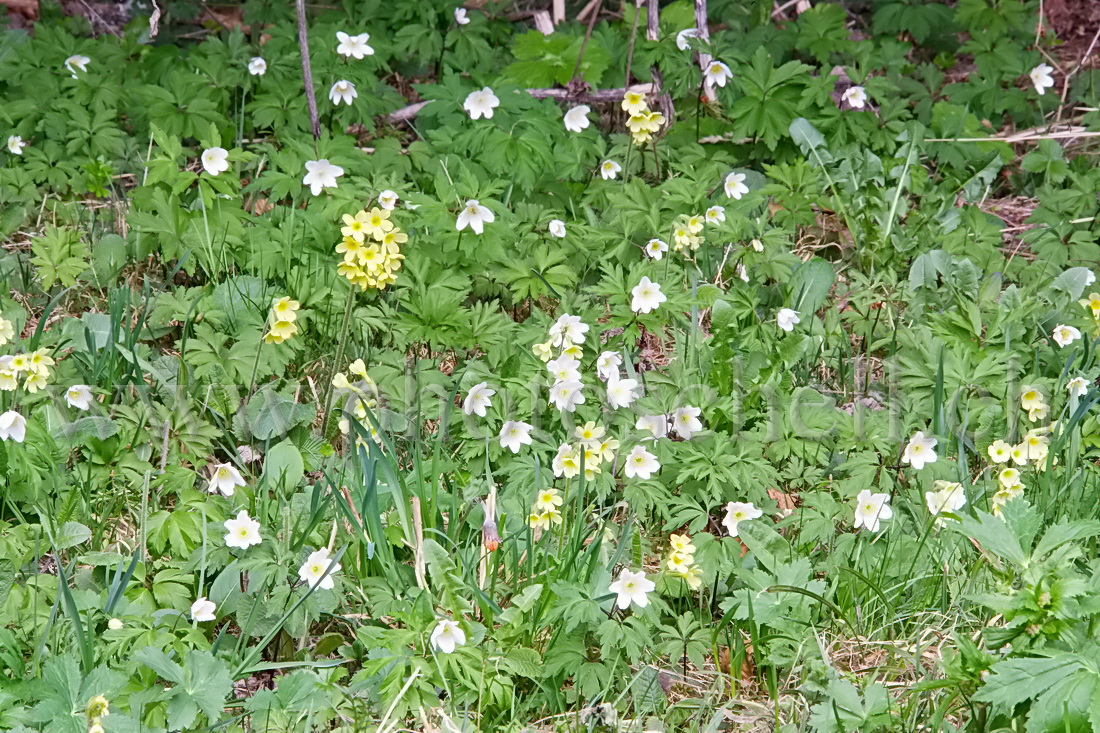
[1067,376,1089,398]
[552,442,579,478]
[463,87,500,119]
[200,147,229,176]
[671,406,703,440]
[609,569,655,609]
[499,420,533,453]
[548,314,589,347]
[378,190,398,210]
[0,411,26,443]
[724,172,749,199]
[298,547,342,589]
[1087,272,1098,287]
[549,379,585,412]
[454,7,470,25]
[606,376,639,409]
[430,619,466,653]
[247,57,266,76]
[776,308,800,332]
[563,105,591,133]
[853,489,892,533]
[705,206,725,224]
[223,510,262,549]
[736,263,749,282]
[600,160,621,180]
[722,501,763,537]
[902,431,938,471]
[207,463,245,496]
[631,276,666,314]
[302,159,344,196]
[676,28,701,51]
[65,384,93,410]
[463,381,495,417]
[595,351,622,381]
[190,597,216,622]
[751,238,764,252]
[329,80,357,106]
[704,60,732,88]
[7,135,25,155]
[644,238,668,260]
[1029,63,1054,95]
[64,54,90,78]
[547,354,581,383]
[456,199,494,234]
[1052,324,1081,348]
[636,414,669,440]
[107,618,124,630]
[841,85,867,109]
[548,219,567,238]
[624,445,659,479]
[336,31,373,59]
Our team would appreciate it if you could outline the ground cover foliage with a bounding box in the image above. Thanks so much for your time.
[3,0,1100,731]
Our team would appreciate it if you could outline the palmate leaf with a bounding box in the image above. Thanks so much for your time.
[133,648,232,731]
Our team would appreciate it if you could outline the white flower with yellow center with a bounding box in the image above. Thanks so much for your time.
[595,351,621,381]
[672,406,703,439]
[841,85,868,109]
[456,199,494,234]
[549,314,589,347]
[925,480,966,525]
[1052,324,1081,348]
[631,276,666,314]
[705,206,725,224]
[463,382,495,417]
[65,384,93,410]
[563,105,591,133]
[637,414,669,440]
[336,31,373,59]
[223,510,262,549]
[902,431,937,470]
[430,619,466,653]
[64,54,90,78]
[600,160,622,180]
[207,463,245,496]
[0,410,26,443]
[298,548,341,589]
[722,501,763,537]
[499,420,533,453]
[463,87,499,119]
[547,354,581,382]
[624,445,660,479]
[987,439,1012,463]
[200,147,229,176]
[549,379,585,412]
[329,80,357,106]
[609,569,655,609]
[853,490,892,533]
[1067,376,1089,398]
[552,442,580,478]
[724,172,749,199]
[607,376,639,409]
[644,238,668,260]
[1029,63,1054,95]
[7,135,26,155]
[302,159,343,196]
[704,60,732,87]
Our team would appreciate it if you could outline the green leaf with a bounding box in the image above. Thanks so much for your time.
[54,522,91,550]
[264,440,305,488]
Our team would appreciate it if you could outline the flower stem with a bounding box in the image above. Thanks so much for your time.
[322,286,357,434]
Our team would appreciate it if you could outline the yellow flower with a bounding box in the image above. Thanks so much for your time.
[24,371,48,392]
[574,421,605,445]
[528,511,548,529]
[271,296,300,322]
[1019,386,1044,412]
[29,349,54,376]
[561,344,583,359]
[668,564,703,590]
[666,551,694,574]
[669,533,696,554]
[594,438,618,463]
[9,353,29,373]
[341,211,370,242]
[534,487,563,513]
[264,319,298,344]
[533,340,554,362]
[986,440,1012,463]
[336,236,363,262]
[381,229,408,253]
[1080,292,1100,318]
[362,207,394,241]
[685,215,705,234]
[349,359,368,378]
[621,91,648,115]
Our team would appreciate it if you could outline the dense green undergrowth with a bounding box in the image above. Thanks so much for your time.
[3,0,1100,731]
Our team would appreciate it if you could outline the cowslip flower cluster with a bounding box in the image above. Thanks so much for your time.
[264,296,300,344]
[85,694,109,733]
[663,533,703,589]
[986,425,1053,515]
[551,422,620,482]
[0,348,54,392]
[622,91,665,146]
[1019,385,1048,422]
[333,359,381,446]
[336,205,406,290]
[527,486,564,529]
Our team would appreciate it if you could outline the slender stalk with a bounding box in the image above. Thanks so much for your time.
[322,287,357,434]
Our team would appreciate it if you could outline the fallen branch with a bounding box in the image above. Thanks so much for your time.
[384,82,662,125]
[295,0,321,141]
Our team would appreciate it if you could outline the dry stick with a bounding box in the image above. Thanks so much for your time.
[624,1,640,88]
[296,0,321,144]
[1056,24,1100,123]
[646,0,658,41]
